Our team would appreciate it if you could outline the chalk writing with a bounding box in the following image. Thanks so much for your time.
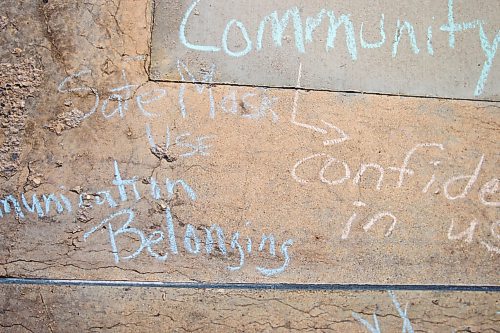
[360,14,386,49]
[0,157,295,276]
[0,161,194,222]
[0,192,72,219]
[58,70,99,120]
[177,60,279,121]
[449,218,500,255]
[58,69,166,121]
[145,123,213,160]
[291,144,497,206]
[353,292,500,332]
[83,207,293,276]
[59,63,280,125]
[341,201,398,239]
[291,63,349,146]
[290,64,499,252]
[179,0,499,96]
[80,162,293,276]
[352,291,414,333]
[290,139,498,247]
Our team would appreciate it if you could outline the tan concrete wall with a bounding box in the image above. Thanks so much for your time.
[0,0,498,331]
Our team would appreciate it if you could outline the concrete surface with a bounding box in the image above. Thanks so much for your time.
[0,0,498,331]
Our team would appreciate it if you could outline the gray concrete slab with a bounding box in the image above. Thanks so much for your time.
[151,0,500,100]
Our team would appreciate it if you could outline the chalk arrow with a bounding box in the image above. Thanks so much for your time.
[291,63,349,146]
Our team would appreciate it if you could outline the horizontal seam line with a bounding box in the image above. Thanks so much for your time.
[147,79,500,103]
[1,278,499,292]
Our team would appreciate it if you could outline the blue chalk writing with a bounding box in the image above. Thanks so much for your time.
[0,192,75,220]
[94,191,118,208]
[227,231,245,271]
[165,207,179,254]
[305,9,327,44]
[476,23,500,97]
[0,161,200,223]
[240,90,279,122]
[184,224,202,254]
[352,291,414,333]
[326,11,358,60]
[388,291,414,333]
[0,195,25,219]
[177,0,498,97]
[441,0,458,48]
[222,19,253,57]
[259,234,276,256]
[304,9,359,58]
[175,133,212,158]
[146,231,168,261]
[440,0,481,49]
[246,233,253,253]
[204,224,227,255]
[392,20,420,57]
[42,193,68,214]
[256,239,293,276]
[438,0,498,95]
[352,312,381,333]
[84,201,294,276]
[94,209,145,263]
[165,179,197,201]
[427,24,434,55]
[360,15,386,49]
[220,90,238,114]
[21,193,44,217]
[113,160,141,202]
[150,177,162,200]
[179,0,221,52]
[145,122,171,158]
[176,62,280,122]
[257,7,305,53]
